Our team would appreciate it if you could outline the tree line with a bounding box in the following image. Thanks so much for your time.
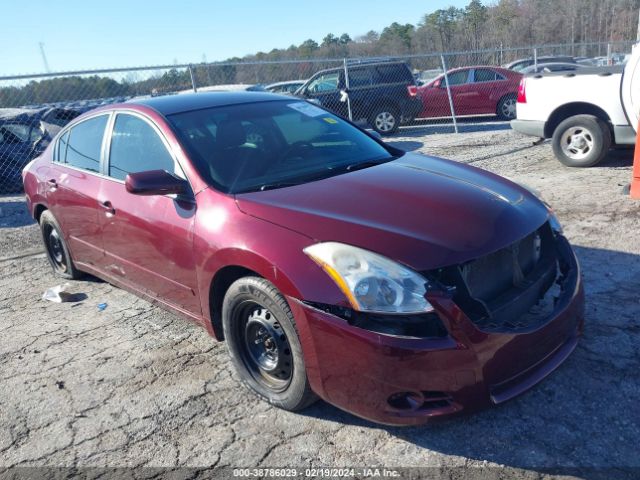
[243,0,639,60]
[1,0,638,108]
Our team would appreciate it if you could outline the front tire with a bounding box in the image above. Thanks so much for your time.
[39,210,82,279]
[551,115,611,167]
[222,277,317,411]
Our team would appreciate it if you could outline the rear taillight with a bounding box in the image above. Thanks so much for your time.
[407,85,418,97]
[517,78,527,103]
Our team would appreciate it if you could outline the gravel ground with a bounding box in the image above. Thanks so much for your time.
[0,125,639,479]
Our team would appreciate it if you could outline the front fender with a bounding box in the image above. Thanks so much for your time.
[193,195,350,329]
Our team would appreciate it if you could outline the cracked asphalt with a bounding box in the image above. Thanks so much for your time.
[0,125,639,478]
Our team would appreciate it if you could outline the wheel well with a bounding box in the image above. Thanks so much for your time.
[369,99,399,117]
[545,103,612,138]
[497,92,517,104]
[33,204,47,223]
[209,265,261,340]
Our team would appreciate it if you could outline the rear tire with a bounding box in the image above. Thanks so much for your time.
[39,210,82,279]
[497,94,517,120]
[369,105,400,135]
[551,115,611,167]
[222,276,317,411]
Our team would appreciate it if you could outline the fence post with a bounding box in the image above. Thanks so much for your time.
[533,47,538,69]
[188,65,197,93]
[607,43,612,65]
[342,58,353,122]
[440,54,458,134]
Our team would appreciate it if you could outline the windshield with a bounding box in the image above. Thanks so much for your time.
[167,100,397,193]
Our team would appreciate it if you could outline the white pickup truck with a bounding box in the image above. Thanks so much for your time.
[511,44,639,167]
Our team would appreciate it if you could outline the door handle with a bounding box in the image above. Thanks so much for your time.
[99,200,116,215]
[47,179,57,189]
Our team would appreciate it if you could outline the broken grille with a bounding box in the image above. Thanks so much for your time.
[429,222,569,333]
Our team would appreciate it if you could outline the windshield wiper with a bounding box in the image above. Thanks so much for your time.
[258,181,305,191]
[343,157,395,172]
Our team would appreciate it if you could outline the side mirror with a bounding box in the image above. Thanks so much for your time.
[432,79,442,88]
[125,170,188,196]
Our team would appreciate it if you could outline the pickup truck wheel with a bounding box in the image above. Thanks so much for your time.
[552,115,612,167]
[497,94,517,120]
[222,277,317,411]
[370,106,400,135]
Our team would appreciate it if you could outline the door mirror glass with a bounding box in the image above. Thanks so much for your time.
[432,78,442,88]
[125,170,188,196]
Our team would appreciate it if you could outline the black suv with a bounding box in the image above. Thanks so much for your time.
[295,61,422,135]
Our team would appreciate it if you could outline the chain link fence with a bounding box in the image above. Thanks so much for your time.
[0,40,635,194]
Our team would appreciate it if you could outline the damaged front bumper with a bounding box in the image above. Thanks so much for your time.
[288,227,585,426]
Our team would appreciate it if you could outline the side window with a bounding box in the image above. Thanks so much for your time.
[4,124,31,142]
[445,70,469,86]
[56,131,70,163]
[63,115,108,173]
[473,69,500,82]
[306,72,340,93]
[108,114,182,181]
[348,68,372,87]
[375,64,412,83]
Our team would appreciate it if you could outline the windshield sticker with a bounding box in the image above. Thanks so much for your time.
[322,117,338,124]
[287,102,325,117]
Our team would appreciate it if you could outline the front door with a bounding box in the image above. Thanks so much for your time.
[301,70,348,119]
[97,112,201,315]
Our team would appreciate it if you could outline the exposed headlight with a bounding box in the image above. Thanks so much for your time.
[303,242,433,314]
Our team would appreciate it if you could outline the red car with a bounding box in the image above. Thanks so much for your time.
[418,66,522,120]
[22,93,584,425]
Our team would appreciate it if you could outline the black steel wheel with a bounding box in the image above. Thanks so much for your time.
[39,210,82,279]
[241,303,293,391]
[222,276,317,411]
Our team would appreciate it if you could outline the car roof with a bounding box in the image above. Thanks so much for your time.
[129,91,292,116]
[266,80,305,87]
[314,60,408,74]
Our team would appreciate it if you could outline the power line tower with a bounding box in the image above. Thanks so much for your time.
[39,42,51,73]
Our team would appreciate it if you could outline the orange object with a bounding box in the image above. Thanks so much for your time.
[632,124,640,199]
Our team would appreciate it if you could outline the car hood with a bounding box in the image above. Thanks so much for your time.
[235,153,550,271]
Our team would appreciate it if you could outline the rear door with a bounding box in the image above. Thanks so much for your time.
[98,111,201,315]
[471,68,507,114]
[346,66,374,121]
[46,113,110,267]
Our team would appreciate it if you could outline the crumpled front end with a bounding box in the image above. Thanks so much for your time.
[290,223,584,426]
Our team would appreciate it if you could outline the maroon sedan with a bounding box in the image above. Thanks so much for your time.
[22,93,584,425]
[418,66,522,120]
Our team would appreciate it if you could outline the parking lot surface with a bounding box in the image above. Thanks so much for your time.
[1,126,639,478]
